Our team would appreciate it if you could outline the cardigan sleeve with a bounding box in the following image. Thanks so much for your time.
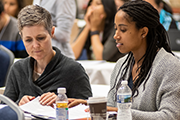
[131,54,180,120]
[132,80,180,120]
[3,64,19,104]
[65,62,92,99]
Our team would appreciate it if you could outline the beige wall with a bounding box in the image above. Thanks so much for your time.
[24,0,33,6]
[170,0,180,8]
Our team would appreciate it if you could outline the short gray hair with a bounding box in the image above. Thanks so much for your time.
[18,5,53,35]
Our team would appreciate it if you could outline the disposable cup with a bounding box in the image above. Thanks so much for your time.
[87,97,107,120]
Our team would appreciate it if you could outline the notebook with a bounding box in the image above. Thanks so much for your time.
[167,29,180,51]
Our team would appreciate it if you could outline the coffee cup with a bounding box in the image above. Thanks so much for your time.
[87,97,107,120]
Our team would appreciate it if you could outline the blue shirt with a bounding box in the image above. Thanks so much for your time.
[160,9,173,31]
[128,74,133,90]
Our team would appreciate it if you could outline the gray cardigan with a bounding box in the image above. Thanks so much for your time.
[107,48,180,120]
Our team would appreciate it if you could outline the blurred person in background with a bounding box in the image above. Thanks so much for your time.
[114,0,130,10]
[145,0,178,31]
[71,0,125,62]
[33,0,76,59]
[0,1,28,58]
[3,0,25,18]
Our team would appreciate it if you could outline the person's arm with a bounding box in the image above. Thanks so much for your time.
[68,98,87,108]
[107,106,118,112]
[14,33,28,58]
[3,65,19,103]
[91,34,103,60]
[53,0,76,43]
[71,26,90,59]
[89,7,106,60]
[67,63,92,99]
[131,80,180,119]
[131,57,180,120]
[71,6,93,59]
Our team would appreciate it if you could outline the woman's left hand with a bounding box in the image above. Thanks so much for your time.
[39,92,57,107]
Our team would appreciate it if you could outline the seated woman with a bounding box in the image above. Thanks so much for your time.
[68,1,180,119]
[3,5,92,106]
[145,0,178,31]
[71,0,125,62]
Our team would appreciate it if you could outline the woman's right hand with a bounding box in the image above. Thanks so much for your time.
[18,95,35,106]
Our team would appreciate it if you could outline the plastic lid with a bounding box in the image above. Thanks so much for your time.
[87,97,107,104]
[121,80,128,84]
[57,88,66,94]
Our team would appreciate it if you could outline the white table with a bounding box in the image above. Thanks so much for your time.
[91,84,110,97]
[77,60,116,85]
[173,51,180,58]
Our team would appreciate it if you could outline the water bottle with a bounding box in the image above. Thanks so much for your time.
[56,88,68,120]
[117,80,132,120]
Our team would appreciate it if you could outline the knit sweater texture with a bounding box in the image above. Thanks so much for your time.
[107,48,180,120]
[4,47,92,104]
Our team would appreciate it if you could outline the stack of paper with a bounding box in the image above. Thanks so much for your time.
[20,97,90,119]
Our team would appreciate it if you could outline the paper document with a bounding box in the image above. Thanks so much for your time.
[69,104,90,119]
[20,96,56,119]
[20,97,90,119]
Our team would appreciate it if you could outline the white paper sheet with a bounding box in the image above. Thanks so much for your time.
[20,96,56,119]
[20,97,90,119]
[69,104,90,119]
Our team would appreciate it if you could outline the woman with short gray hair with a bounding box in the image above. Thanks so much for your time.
[3,5,92,107]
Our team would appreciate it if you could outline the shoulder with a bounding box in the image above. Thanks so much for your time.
[8,17,18,28]
[6,17,19,36]
[150,48,180,84]
[55,48,84,71]
[110,55,128,78]
[63,57,84,71]
[153,48,180,70]
[12,57,31,70]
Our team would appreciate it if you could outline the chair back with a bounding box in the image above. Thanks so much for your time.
[0,94,25,120]
[0,45,14,87]
[167,29,180,51]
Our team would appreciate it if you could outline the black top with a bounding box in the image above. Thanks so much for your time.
[4,47,92,104]
[74,26,125,62]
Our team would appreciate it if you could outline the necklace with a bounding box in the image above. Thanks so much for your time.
[34,60,43,75]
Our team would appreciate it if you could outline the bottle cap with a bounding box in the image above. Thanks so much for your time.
[57,87,66,94]
[121,80,128,84]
